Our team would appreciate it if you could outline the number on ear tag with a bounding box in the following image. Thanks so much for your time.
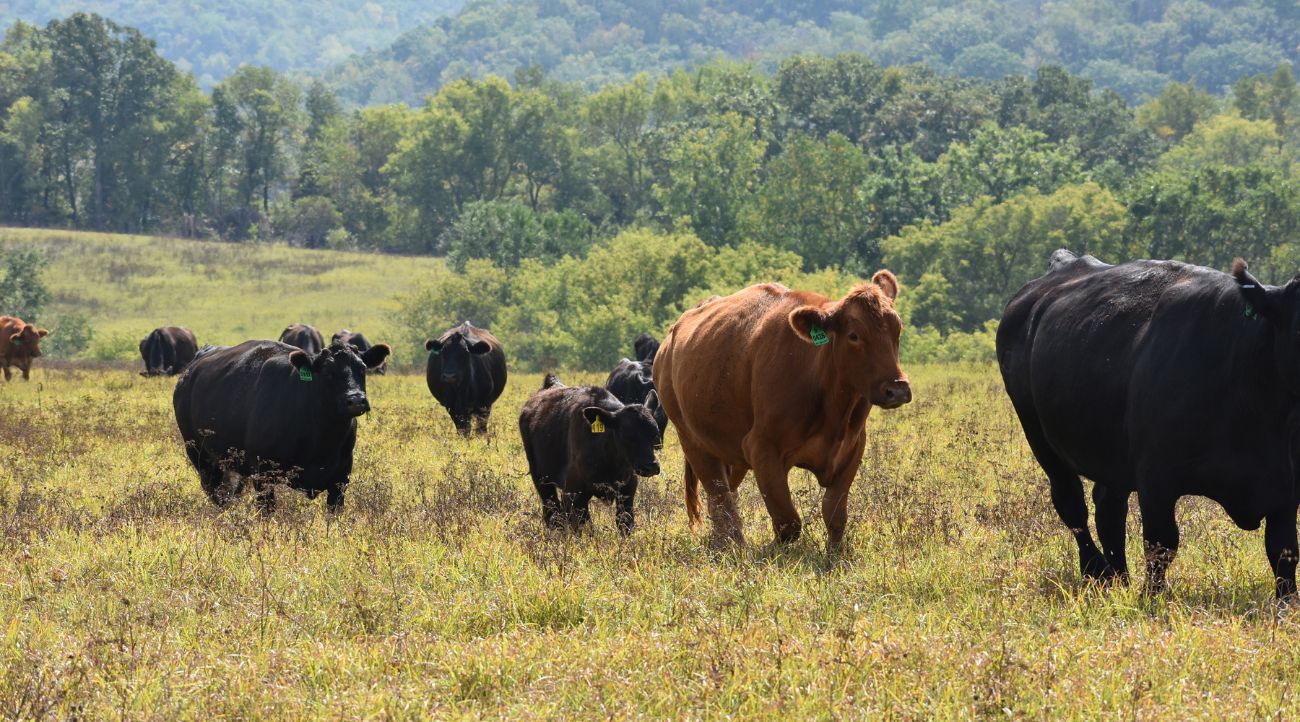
[810,326,829,346]
[591,417,605,434]
[298,367,313,382]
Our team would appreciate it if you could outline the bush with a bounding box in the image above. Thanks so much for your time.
[42,313,94,359]
[88,331,141,362]
[0,248,50,323]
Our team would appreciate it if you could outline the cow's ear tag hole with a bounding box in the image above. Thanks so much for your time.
[299,367,313,382]
[591,418,605,434]
[810,326,829,346]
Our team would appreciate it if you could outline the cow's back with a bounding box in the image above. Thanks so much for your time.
[656,284,798,463]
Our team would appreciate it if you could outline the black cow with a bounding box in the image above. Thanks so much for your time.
[604,358,668,441]
[279,324,323,354]
[173,339,390,511]
[425,321,507,436]
[998,250,1300,598]
[519,374,662,534]
[332,329,386,374]
[139,326,199,376]
[633,332,660,363]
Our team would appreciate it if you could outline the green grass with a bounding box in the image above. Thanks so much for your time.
[0,226,443,362]
[3,361,1299,719]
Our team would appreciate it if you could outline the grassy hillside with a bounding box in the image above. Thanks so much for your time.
[0,227,444,364]
[2,363,1297,717]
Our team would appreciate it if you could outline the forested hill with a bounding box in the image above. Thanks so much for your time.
[0,0,464,86]
[326,0,1300,106]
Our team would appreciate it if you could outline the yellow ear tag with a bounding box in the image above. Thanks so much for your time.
[591,417,606,434]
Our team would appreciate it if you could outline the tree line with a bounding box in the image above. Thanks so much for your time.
[5,13,1300,365]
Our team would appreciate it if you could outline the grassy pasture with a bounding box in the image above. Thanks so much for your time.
[2,362,1299,719]
[0,227,443,362]
[2,227,1298,718]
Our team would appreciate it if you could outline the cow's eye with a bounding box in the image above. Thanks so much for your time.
[847,332,860,342]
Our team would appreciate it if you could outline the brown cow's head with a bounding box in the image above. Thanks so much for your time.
[10,323,49,358]
[787,270,911,409]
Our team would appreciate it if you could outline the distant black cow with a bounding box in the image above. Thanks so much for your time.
[633,332,660,363]
[332,329,386,374]
[604,358,668,441]
[279,324,323,354]
[173,339,390,511]
[998,250,1300,598]
[519,374,662,534]
[139,326,198,376]
[426,322,507,436]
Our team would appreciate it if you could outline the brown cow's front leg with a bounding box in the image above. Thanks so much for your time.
[746,440,801,543]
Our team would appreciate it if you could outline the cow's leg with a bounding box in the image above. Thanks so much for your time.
[472,408,491,435]
[745,439,800,543]
[819,465,862,553]
[19,359,30,380]
[2,362,9,381]
[449,410,472,437]
[1093,484,1130,583]
[1138,491,1179,595]
[615,475,638,536]
[326,483,346,513]
[1265,505,1299,600]
[567,489,593,531]
[251,475,276,515]
[1020,421,1110,579]
[686,449,744,546]
[536,482,564,529]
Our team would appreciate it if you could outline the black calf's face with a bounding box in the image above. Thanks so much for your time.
[426,331,491,383]
[290,342,391,417]
[584,404,661,477]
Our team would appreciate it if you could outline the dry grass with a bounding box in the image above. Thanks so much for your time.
[1,362,1297,719]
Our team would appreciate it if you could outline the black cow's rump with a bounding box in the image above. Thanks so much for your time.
[173,339,390,511]
[633,332,660,363]
[519,374,661,534]
[425,321,507,436]
[139,326,199,376]
[998,249,1300,597]
[604,358,668,441]
[279,324,324,354]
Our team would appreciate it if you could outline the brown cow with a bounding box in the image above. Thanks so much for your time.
[653,275,911,550]
[0,315,50,381]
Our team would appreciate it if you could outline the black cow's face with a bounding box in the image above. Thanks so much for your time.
[426,330,491,384]
[584,403,661,477]
[290,341,391,417]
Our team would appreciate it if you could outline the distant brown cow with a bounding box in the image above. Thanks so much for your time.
[654,275,911,550]
[0,315,50,381]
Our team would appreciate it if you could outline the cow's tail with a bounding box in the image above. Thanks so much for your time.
[684,461,700,526]
[542,373,564,390]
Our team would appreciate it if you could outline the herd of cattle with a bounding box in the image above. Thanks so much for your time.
[5,249,1300,599]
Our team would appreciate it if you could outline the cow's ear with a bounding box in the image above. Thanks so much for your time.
[361,343,391,369]
[789,306,832,345]
[288,350,312,370]
[583,406,614,427]
[425,339,441,352]
[872,270,900,301]
[644,389,660,411]
[469,340,491,354]
[1233,259,1277,320]
[8,333,19,343]
[38,328,49,337]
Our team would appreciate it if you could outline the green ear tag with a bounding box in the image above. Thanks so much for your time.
[1244,305,1259,320]
[430,348,440,356]
[810,326,829,346]
[12,339,20,346]
[298,367,313,382]
[591,417,605,434]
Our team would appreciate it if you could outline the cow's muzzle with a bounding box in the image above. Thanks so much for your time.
[874,380,912,409]
[635,461,661,477]
[345,396,370,416]
[439,373,460,385]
